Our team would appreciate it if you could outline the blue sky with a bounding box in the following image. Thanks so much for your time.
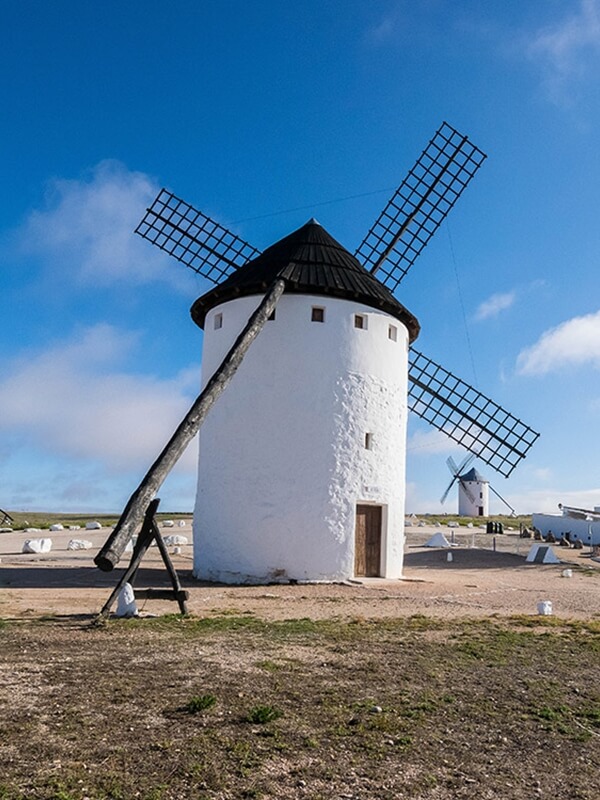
[1,0,600,514]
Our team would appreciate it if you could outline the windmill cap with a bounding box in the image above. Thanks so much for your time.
[191,219,420,340]
[460,467,488,482]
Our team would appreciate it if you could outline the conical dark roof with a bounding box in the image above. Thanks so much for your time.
[460,467,488,483]
[190,220,420,341]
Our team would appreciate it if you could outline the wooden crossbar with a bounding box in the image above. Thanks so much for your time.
[97,498,189,619]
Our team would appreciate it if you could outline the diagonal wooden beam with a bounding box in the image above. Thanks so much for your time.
[94,278,286,572]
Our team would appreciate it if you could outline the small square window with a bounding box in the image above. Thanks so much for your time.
[388,324,397,341]
[354,314,366,329]
[214,313,223,330]
[365,432,374,450]
[311,306,325,322]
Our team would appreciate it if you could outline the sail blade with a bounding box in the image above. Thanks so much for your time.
[459,479,477,504]
[135,189,262,285]
[355,122,486,291]
[440,477,457,505]
[408,348,539,478]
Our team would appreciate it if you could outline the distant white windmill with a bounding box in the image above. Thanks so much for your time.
[441,455,515,517]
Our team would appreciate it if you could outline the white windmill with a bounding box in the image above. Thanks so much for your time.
[95,122,537,585]
[441,455,516,518]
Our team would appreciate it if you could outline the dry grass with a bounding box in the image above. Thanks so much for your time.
[5,512,191,531]
[0,614,598,799]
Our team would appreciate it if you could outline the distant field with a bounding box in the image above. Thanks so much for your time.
[414,513,533,529]
[4,511,193,530]
[4,511,532,531]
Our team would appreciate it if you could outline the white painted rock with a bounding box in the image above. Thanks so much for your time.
[22,538,52,554]
[67,539,93,550]
[162,520,175,528]
[50,524,64,531]
[163,534,188,546]
[178,520,186,527]
[85,521,102,530]
[116,583,138,617]
[561,568,573,578]
[24,527,41,533]
[69,525,81,530]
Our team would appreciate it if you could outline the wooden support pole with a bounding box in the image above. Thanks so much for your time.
[0,507,14,526]
[94,278,286,572]
[97,497,190,619]
[147,504,189,615]
[97,499,160,618]
[133,588,190,602]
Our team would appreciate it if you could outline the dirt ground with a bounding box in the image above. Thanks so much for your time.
[1,523,600,800]
[1,522,599,622]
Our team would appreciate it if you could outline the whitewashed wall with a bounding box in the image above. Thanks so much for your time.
[193,292,410,583]
[458,480,489,517]
[532,513,600,545]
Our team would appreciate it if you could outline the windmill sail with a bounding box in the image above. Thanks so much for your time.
[408,349,539,478]
[134,125,539,483]
[440,476,457,505]
[458,478,477,504]
[135,189,262,285]
[440,454,474,505]
[355,121,486,291]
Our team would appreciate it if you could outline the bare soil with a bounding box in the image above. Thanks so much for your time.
[0,523,599,799]
[1,615,599,799]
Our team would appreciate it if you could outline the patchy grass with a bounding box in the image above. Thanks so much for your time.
[0,615,598,799]
[185,694,218,714]
[245,704,283,724]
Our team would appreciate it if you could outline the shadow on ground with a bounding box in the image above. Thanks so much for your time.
[0,565,204,590]
[403,547,528,570]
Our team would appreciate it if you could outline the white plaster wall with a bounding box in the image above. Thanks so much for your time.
[193,293,409,583]
[458,480,489,517]
[532,513,600,545]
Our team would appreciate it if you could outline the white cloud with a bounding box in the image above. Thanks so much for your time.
[16,160,182,287]
[527,0,600,104]
[0,324,199,473]
[516,309,600,375]
[474,291,516,322]
[504,487,600,515]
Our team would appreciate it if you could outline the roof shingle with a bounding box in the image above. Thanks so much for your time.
[191,220,420,341]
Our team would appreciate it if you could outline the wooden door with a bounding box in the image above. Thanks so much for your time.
[354,505,382,577]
